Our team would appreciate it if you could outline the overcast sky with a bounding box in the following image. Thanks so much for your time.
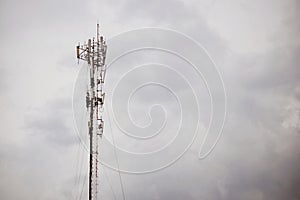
[0,0,299,200]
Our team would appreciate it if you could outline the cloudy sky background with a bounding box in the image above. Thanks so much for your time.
[0,0,300,199]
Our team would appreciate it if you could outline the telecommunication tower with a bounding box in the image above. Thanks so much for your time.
[76,24,107,200]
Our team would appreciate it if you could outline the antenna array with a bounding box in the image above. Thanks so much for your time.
[76,24,107,200]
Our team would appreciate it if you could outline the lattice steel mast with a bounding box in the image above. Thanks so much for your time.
[76,24,107,200]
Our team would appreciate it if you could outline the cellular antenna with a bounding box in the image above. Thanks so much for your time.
[76,24,107,200]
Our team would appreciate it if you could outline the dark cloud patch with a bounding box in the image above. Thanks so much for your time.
[219,135,300,200]
[24,97,76,147]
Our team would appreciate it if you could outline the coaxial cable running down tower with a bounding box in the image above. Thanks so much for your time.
[76,24,107,200]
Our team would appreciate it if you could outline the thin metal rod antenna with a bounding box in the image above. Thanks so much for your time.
[76,24,107,200]
[97,23,100,43]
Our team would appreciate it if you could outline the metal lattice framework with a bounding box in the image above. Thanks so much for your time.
[76,24,107,200]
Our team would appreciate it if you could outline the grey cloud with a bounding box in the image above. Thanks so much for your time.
[24,97,76,147]
[1,0,300,199]
[119,0,187,22]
